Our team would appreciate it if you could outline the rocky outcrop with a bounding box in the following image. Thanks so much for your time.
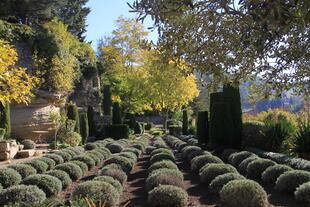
[11,90,66,143]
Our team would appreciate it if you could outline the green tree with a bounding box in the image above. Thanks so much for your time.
[80,113,89,144]
[130,0,310,95]
[103,85,112,116]
[60,0,90,40]
[0,0,90,39]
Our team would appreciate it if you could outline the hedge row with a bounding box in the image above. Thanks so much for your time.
[0,142,112,206]
[72,137,149,206]
[164,135,270,207]
[227,150,310,205]
[146,136,188,207]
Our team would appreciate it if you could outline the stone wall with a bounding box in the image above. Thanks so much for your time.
[11,90,66,143]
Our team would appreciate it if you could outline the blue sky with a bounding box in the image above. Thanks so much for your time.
[85,0,157,49]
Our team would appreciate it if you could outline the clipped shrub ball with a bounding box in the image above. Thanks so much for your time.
[73,181,119,207]
[38,157,56,170]
[181,146,202,160]
[21,139,36,149]
[84,142,97,151]
[148,185,188,207]
[146,171,183,192]
[106,143,123,154]
[131,143,145,152]
[0,185,46,206]
[104,156,133,174]
[199,164,238,185]
[25,159,49,173]
[295,182,310,204]
[21,174,62,197]
[0,168,22,188]
[262,164,293,184]
[221,149,238,162]
[150,148,174,157]
[69,160,88,174]
[238,155,259,175]
[246,159,276,180]
[101,163,123,171]
[62,149,77,157]
[150,153,175,165]
[45,170,72,189]
[148,160,178,174]
[228,151,254,167]
[98,168,127,185]
[95,147,112,158]
[54,151,72,162]
[8,164,36,179]
[55,163,83,181]
[187,149,208,162]
[220,179,269,207]
[93,176,123,194]
[71,155,96,169]
[275,170,310,193]
[150,168,184,181]
[43,154,64,165]
[85,151,101,165]
[123,147,141,157]
[208,173,245,194]
[118,151,137,162]
[191,155,223,172]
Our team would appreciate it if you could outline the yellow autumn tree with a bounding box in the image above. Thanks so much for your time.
[0,39,39,104]
[143,50,199,114]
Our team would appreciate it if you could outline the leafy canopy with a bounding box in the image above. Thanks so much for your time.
[130,0,310,95]
[98,17,199,114]
[0,39,39,103]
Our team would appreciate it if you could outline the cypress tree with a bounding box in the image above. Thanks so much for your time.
[87,106,96,137]
[182,109,188,135]
[67,103,80,134]
[197,111,209,145]
[80,113,89,144]
[112,102,122,124]
[210,102,234,150]
[223,84,243,149]
[103,85,112,116]
[0,102,11,139]
[125,113,136,129]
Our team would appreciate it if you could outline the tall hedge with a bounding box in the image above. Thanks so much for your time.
[87,106,96,137]
[210,102,234,149]
[80,113,89,144]
[182,109,188,135]
[112,102,122,124]
[0,102,11,139]
[197,111,209,145]
[103,85,112,116]
[67,103,80,134]
[223,84,243,149]
[125,113,136,129]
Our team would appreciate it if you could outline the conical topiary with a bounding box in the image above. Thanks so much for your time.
[182,109,188,135]
[67,103,80,134]
[103,85,112,116]
[80,113,89,144]
[210,102,234,150]
[223,84,243,149]
[87,106,96,137]
[112,102,122,124]
[197,111,209,145]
